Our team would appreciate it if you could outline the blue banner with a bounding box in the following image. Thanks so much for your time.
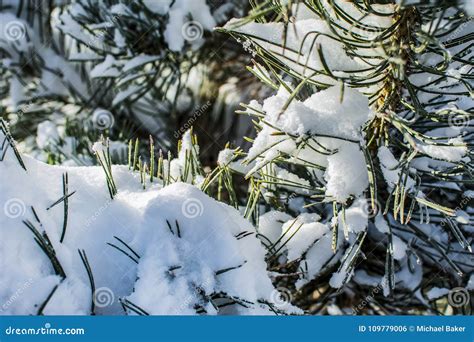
[0,316,472,342]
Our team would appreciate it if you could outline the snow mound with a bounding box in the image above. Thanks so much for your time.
[0,129,299,315]
[127,184,298,315]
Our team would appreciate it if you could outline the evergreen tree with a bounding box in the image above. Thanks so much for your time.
[221,0,473,314]
[1,0,253,165]
[0,0,472,315]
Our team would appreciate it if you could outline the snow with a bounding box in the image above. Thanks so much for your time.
[36,121,60,149]
[217,148,235,167]
[392,235,407,261]
[68,52,102,61]
[325,144,368,203]
[225,1,394,88]
[465,190,474,198]
[455,210,470,225]
[257,211,293,246]
[91,141,106,153]
[460,1,474,16]
[164,0,216,51]
[262,85,372,140]
[281,213,328,261]
[396,255,423,292]
[90,55,120,78]
[275,168,311,194]
[9,76,24,109]
[142,0,172,14]
[175,130,201,183]
[224,16,365,85]
[338,199,369,234]
[1,0,472,317]
[1,12,88,101]
[329,251,356,289]
[112,86,141,106]
[0,131,299,315]
[122,55,160,73]
[426,287,449,300]
[127,185,299,315]
[378,146,415,191]
[374,214,390,234]
[353,270,382,287]
[245,84,373,203]
[295,231,342,289]
[57,10,104,51]
[258,210,353,290]
[417,138,467,162]
[468,274,474,290]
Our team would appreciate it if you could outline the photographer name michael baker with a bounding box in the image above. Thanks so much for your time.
[416,325,466,332]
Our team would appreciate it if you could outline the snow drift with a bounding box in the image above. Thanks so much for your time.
[0,128,298,315]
